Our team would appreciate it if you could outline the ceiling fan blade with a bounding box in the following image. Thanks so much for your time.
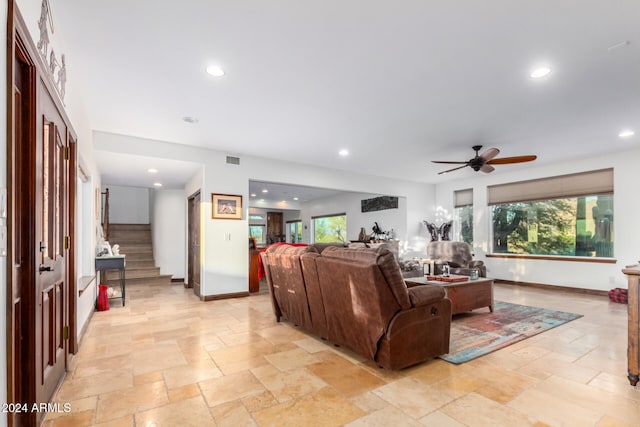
[479,148,500,161]
[431,160,468,164]
[438,164,469,175]
[480,164,495,173]
[487,155,537,165]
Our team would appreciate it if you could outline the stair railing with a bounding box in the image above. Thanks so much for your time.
[101,188,110,241]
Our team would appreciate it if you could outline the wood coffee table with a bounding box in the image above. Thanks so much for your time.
[405,276,494,315]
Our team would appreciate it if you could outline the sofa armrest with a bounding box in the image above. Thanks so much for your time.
[407,285,446,307]
[469,260,484,268]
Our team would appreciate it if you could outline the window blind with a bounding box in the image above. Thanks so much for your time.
[454,189,473,207]
[487,168,613,205]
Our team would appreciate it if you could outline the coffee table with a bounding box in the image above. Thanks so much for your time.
[405,276,494,315]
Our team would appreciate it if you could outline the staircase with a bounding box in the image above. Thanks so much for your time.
[105,224,172,286]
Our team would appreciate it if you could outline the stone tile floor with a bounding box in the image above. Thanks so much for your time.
[45,282,639,426]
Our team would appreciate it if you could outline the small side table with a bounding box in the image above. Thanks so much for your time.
[95,255,126,306]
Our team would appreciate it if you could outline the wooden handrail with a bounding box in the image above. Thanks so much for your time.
[101,188,110,240]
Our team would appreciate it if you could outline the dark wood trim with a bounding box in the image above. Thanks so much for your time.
[486,253,617,264]
[171,278,185,283]
[68,139,77,353]
[495,279,609,296]
[6,1,15,425]
[201,292,250,301]
[78,275,97,296]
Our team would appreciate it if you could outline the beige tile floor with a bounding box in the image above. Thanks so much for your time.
[46,281,639,426]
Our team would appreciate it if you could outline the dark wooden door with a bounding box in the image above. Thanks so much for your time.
[188,192,201,296]
[267,212,283,243]
[11,31,71,425]
[36,79,69,407]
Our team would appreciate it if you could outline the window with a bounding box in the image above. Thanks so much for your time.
[454,189,473,246]
[287,220,303,243]
[249,225,266,245]
[312,213,347,244]
[488,169,613,257]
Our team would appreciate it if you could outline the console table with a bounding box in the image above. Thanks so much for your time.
[622,265,639,386]
[95,255,126,306]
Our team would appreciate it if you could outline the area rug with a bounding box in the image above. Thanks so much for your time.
[440,301,582,364]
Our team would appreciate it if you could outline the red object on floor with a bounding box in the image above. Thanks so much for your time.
[608,287,628,303]
[97,284,110,311]
[257,242,308,280]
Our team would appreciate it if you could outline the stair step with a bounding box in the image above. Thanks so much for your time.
[107,275,171,286]
[117,245,153,253]
[124,260,156,268]
[124,267,161,279]
[109,224,151,231]
[122,253,154,261]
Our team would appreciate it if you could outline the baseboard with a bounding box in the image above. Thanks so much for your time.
[74,308,95,353]
[201,291,250,301]
[495,279,608,296]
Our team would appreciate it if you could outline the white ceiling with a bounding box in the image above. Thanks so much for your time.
[249,181,348,205]
[54,1,640,187]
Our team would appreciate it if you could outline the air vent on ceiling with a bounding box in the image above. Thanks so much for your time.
[226,156,240,165]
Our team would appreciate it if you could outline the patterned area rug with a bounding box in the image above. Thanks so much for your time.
[440,301,582,364]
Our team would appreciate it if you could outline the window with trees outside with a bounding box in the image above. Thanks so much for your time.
[454,189,473,246]
[287,220,303,243]
[312,214,347,244]
[249,225,265,246]
[488,169,613,257]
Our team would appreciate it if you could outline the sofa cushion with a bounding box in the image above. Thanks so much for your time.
[320,246,411,310]
[264,244,318,330]
[407,285,446,307]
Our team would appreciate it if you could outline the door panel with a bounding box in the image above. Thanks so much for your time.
[37,83,68,405]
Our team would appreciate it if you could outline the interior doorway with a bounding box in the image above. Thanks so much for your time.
[187,191,201,296]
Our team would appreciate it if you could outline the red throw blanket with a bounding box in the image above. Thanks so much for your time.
[257,242,308,280]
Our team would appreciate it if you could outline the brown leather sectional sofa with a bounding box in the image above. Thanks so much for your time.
[261,244,452,369]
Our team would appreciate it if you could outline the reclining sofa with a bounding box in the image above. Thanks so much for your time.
[261,244,451,369]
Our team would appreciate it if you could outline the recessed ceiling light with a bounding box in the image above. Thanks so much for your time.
[182,116,199,124]
[281,200,287,203]
[153,182,162,187]
[261,189,268,193]
[618,129,635,138]
[530,67,552,79]
[293,197,299,201]
[251,193,257,197]
[147,168,158,173]
[206,65,225,77]
[339,149,349,156]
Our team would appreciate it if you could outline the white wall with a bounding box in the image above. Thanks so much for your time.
[103,184,150,224]
[434,147,640,291]
[152,189,186,278]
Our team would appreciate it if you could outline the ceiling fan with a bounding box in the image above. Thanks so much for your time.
[432,145,537,175]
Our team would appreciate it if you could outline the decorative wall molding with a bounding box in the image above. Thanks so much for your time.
[37,0,66,102]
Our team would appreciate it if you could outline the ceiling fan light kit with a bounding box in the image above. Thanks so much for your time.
[432,145,537,175]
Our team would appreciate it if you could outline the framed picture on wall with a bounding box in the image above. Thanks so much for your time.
[212,193,243,220]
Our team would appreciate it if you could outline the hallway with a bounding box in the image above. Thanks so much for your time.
[46,282,639,426]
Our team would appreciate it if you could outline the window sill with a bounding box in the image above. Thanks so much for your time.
[486,253,617,264]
